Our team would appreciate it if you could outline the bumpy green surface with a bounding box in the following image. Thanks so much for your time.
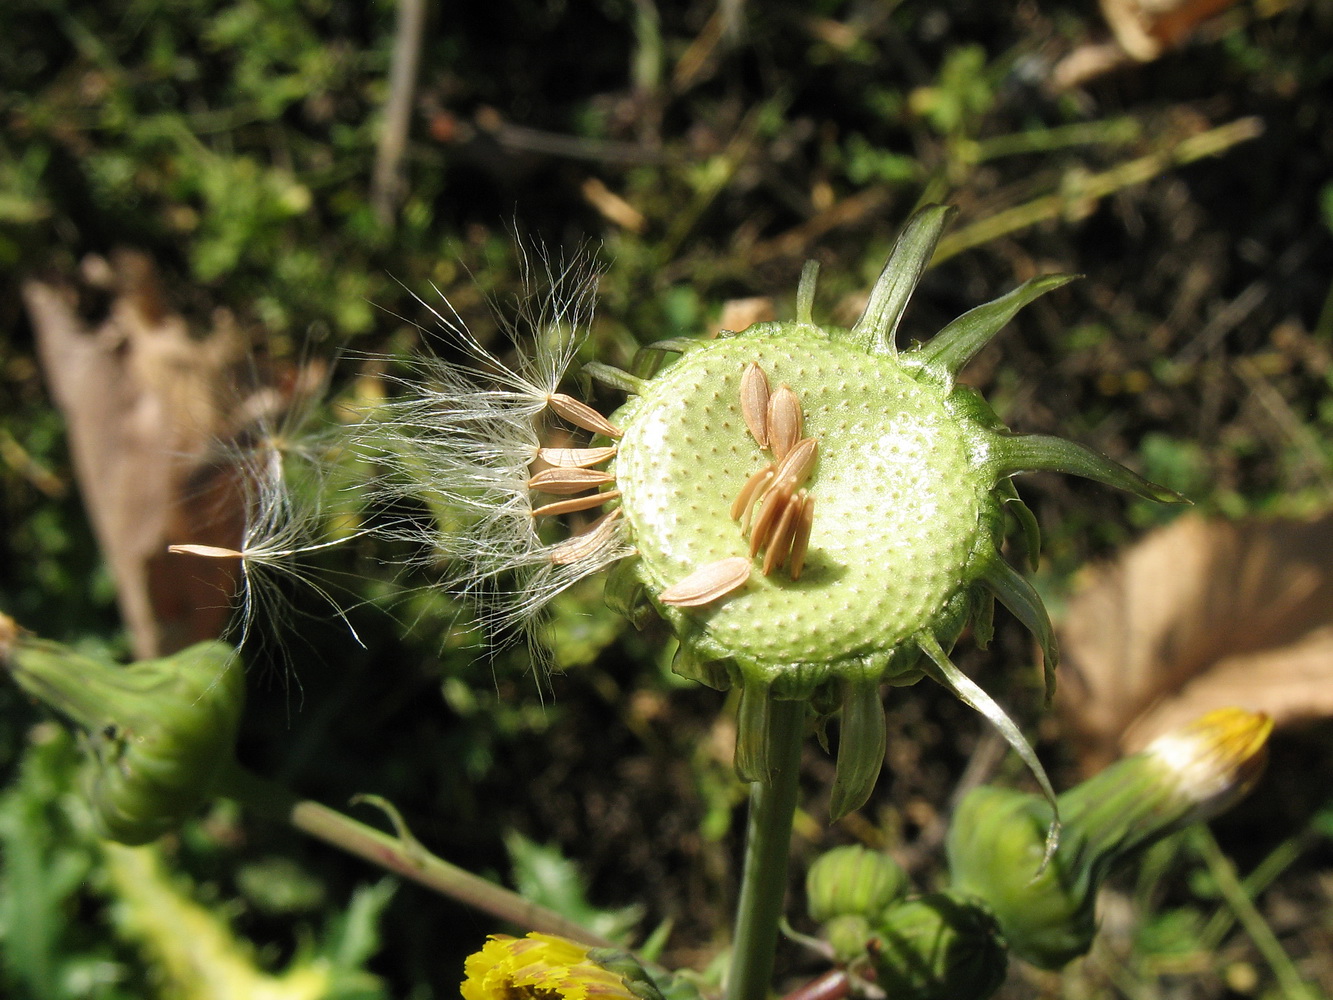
[614,321,996,673]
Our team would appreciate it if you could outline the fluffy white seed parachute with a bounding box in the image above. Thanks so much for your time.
[170,372,372,689]
[353,244,631,660]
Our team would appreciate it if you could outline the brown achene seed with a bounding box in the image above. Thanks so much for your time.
[535,445,618,468]
[526,467,616,495]
[658,556,752,606]
[168,544,244,559]
[548,509,622,566]
[730,464,775,522]
[788,492,814,580]
[740,361,771,449]
[769,436,818,495]
[546,393,623,439]
[531,490,620,518]
[761,498,800,576]
[767,384,802,460]
[749,483,795,557]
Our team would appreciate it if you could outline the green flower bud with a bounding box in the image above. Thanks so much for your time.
[947,709,1272,969]
[1,615,244,845]
[867,892,1007,1000]
[821,914,875,965]
[806,844,907,924]
[947,786,1093,969]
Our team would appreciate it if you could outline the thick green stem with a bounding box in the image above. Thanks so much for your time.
[217,761,614,950]
[727,698,806,1000]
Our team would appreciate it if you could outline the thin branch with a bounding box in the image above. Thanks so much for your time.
[372,0,427,228]
[219,761,617,950]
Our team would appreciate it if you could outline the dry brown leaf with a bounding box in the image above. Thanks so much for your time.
[22,250,272,657]
[1100,0,1242,62]
[1057,513,1333,771]
[710,297,775,338]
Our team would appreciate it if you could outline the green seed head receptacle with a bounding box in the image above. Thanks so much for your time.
[598,207,1179,811]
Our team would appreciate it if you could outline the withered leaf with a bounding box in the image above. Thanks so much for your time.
[1058,513,1333,771]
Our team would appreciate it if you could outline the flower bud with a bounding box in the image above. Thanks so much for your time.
[1,615,244,845]
[821,915,875,964]
[867,892,1007,1000]
[806,844,907,924]
[946,787,1093,969]
[948,708,1272,969]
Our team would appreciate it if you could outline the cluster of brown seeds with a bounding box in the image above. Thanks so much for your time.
[657,361,820,609]
[732,362,818,579]
[524,394,624,566]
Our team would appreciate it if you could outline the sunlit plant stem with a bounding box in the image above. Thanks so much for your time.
[216,761,617,950]
[726,700,806,1000]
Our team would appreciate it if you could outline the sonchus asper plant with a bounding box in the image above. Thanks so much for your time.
[372,206,1181,818]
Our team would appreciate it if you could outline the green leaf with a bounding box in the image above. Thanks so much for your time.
[851,205,954,355]
[918,273,1078,378]
[503,831,642,943]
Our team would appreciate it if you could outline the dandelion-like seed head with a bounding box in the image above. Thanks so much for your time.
[358,211,1182,816]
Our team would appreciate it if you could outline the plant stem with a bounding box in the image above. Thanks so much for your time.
[727,699,806,1000]
[1189,825,1318,1000]
[931,116,1264,265]
[370,0,425,227]
[217,761,615,950]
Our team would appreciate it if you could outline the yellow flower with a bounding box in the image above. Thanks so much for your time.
[461,933,639,1000]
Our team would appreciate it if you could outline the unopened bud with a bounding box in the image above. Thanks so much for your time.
[946,787,1093,969]
[868,891,1007,1000]
[1,615,244,845]
[822,915,875,964]
[806,844,907,924]
[1135,708,1271,824]
[948,708,1272,969]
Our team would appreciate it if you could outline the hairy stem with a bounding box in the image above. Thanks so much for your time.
[727,698,806,1000]
[218,761,614,950]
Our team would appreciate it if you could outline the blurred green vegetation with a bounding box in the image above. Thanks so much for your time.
[4,0,1333,997]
